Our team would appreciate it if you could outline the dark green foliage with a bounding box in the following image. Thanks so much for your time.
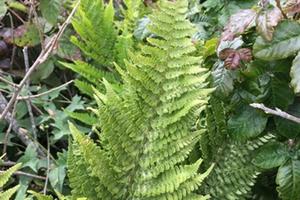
[203,134,275,200]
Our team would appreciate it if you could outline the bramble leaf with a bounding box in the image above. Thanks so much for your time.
[254,20,300,60]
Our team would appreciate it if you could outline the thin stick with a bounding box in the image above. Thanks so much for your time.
[250,103,300,124]
[23,46,37,140]
[275,0,288,19]
[17,80,74,100]
[0,0,80,120]
[43,133,50,194]
[2,100,18,156]
[8,13,16,69]
[0,92,46,157]
[0,76,18,88]
[8,8,26,23]
[0,161,16,167]
[0,170,47,180]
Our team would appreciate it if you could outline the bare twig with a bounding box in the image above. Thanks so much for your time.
[275,0,288,19]
[43,133,50,194]
[8,8,26,23]
[0,170,46,180]
[3,99,18,156]
[0,0,80,120]
[17,80,74,100]
[0,92,46,157]
[8,13,16,69]
[250,103,300,124]
[0,76,18,88]
[23,46,37,140]
[0,161,16,167]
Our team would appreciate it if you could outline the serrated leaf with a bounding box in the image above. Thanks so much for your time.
[253,142,288,169]
[13,23,40,47]
[0,185,20,200]
[276,159,300,200]
[18,143,39,172]
[291,51,300,93]
[28,191,53,200]
[40,0,61,25]
[254,20,300,60]
[270,75,294,109]
[49,165,66,193]
[228,106,268,141]
[31,58,54,82]
[66,111,98,126]
[0,163,21,187]
[211,61,234,97]
[256,7,283,41]
[221,9,257,41]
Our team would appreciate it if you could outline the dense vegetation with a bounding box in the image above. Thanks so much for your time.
[1,0,300,199]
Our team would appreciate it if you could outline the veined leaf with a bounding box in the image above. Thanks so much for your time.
[276,159,300,200]
[256,7,283,41]
[254,20,300,60]
[40,0,62,25]
[253,142,288,169]
[221,9,257,41]
[291,51,300,93]
[270,75,294,109]
[211,61,234,97]
[228,106,268,141]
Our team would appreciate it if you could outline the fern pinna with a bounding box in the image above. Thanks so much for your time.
[68,0,214,199]
[0,163,21,200]
[201,97,275,199]
[63,0,143,98]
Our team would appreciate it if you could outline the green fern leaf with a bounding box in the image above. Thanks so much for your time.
[68,0,213,199]
[204,134,275,200]
[0,163,21,188]
[0,185,20,200]
[276,159,300,200]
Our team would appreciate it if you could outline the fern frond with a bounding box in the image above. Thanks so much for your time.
[66,111,98,126]
[0,185,20,200]
[74,80,94,97]
[0,163,21,188]
[67,138,106,200]
[62,61,119,85]
[204,134,275,200]
[200,97,228,163]
[28,191,53,200]
[71,0,117,67]
[68,0,213,199]
[0,163,21,200]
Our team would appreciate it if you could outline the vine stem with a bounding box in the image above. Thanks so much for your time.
[0,170,46,180]
[250,103,300,124]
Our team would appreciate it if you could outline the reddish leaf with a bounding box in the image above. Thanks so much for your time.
[219,48,236,60]
[238,48,253,62]
[284,0,300,15]
[225,52,241,70]
[221,48,253,70]
[256,7,283,41]
[221,9,257,42]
